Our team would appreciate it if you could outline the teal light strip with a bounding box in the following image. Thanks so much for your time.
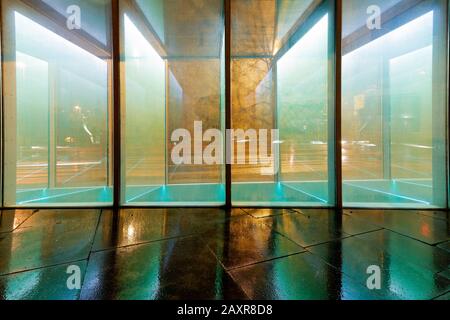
[344,182,430,205]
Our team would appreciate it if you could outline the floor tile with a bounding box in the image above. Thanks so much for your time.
[437,241,449,253]
[176,208,247,219]
[241,208,295,219]
[229,252,381,300]
[0,210,34,233]
[434,291,450,300]
[346,210,450,245]
[81,241,168,300]
[150,275,248,300]
[92,208,244,252]
[92,209,176,251]
[1,208,448,301]
[355,230,449,274]
[438,269,450,281]
[262,210,351,247]
[417,211,448,221]
[0,261,87,300]
[308,237,450,300]
[81,236,247,300]
[19,209,100,230]
[341,214,383,235]
[295,209,382,236]
[0,210,99,275]
[203,216,305,270]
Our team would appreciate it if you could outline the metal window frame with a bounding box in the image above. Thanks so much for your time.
[0,0,448,211]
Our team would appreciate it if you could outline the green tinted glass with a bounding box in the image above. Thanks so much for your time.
[342,0,448,208]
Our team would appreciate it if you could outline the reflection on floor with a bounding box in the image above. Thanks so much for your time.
[0,208,448,300]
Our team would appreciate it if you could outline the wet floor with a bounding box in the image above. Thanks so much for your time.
[0,208,448,300]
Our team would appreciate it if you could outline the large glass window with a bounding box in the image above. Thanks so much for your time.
[231,0,335,206]
[120,0,225,206]
[2,0,113,206]
[0,0,448,209]
[342,0,448,208]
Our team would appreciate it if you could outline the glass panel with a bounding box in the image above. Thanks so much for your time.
[16,52,49,193]
[342,0,448,208]
[231,0,335,206]
[2,0,113,206]
[135,0,165,43]
[121,13,165,203]
[121,0,225,206]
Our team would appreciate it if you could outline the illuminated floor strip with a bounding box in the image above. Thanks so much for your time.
[344,182,430,205]
[282,183,328,203]
[17,187,103,205]
[126,186,162,203]
[395,180,433,188]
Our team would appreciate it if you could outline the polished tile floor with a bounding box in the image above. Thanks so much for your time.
[0,208,448,300]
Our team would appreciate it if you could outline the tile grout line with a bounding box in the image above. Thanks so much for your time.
[204,244,251,300]
[303,228,387,250]
[432,290,450,300]
[14,209,39,231]
[257,212,354,249]
[78,208,104,300]
[345,212,449,245]
[0,257,88,278]
[90,233,200,254]
[224,267,252,301]
[383,228,449,246]
[302,246,386,300]
[225,251,308,272]
[1,209,38,234]
[309,227,450,283]
[83,210,256,255]
[87,208,103,259]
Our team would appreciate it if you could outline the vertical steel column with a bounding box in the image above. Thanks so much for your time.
[448,0,450,210]
[165,61,169,186]
[273,1,280,184]
[382,59,392,180]
[0,0,4,208]
[48,64,57,189]
[112,0,121,208]
[273,62,280,183]
[431,0,448,207]
[2,1,17,207]
[225,0,232,208]
[334,0,343,210]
